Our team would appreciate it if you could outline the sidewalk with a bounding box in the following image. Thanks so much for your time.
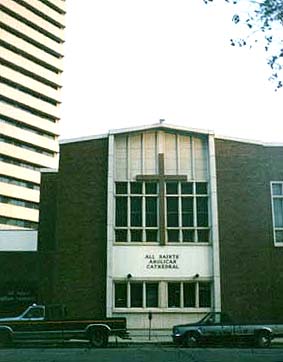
[110,329,172,345]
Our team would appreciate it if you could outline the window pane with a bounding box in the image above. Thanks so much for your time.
[198,229,210,243]
[115,229,127,242]
[146,197,157,227]
[196,182,207,194]
[130,283,143,307]
[168,283,181,308]
[146,182,157,194]
[199,282,211,307]
[275,230,283,243]
[166,182,178,194]
[131,197,142,226]
[182,197,194,226]
[115,283,127,308]
[116,182,127,194]
[184,283,196,307]
[116,197,127,226]
[181,182,193,194]
[146,230,158,242]
[130,182,142,194]
[167,197,179,226]
[272,183,283,196]
[131,229,142,242]
[167,229,179,242]
[146,283,158,307]
[197,197,208,227]
[183,230,195,242]
[274,199,283,227]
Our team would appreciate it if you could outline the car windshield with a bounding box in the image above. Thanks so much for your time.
[22,307,44,319]
[198,313,232,325]
[199,313,214,324]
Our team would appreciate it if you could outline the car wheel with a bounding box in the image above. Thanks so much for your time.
[90,328,108,348]
[183,332,199,348]
[255,331,271,348]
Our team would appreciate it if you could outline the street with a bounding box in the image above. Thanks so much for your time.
[1,346,283,362]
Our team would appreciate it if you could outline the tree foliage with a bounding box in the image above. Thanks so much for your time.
[205,0,283,90]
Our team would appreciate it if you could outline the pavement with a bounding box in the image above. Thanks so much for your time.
[110,329,171,345]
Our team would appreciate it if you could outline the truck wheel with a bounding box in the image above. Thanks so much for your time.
[255,331,271,348]
[90,328,108,348]
[183,332,199,348]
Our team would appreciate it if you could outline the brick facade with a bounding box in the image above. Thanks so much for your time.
[215,139,283,322]
[0,252,38,317]
[38,137,109,318]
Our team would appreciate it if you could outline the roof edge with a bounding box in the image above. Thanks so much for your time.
[59,133,108,145]
[216,134,283,147]
[108,122,214,136]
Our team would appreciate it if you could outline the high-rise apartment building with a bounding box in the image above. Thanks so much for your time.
[0,0,65,230]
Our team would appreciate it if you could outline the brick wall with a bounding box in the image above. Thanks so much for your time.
[39,137,109,318]
[215,139,283,322]
[38,172,58,304]
[264,146,283,321]
[0,252,38,316]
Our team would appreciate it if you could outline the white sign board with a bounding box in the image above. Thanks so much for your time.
[113,245,212,278]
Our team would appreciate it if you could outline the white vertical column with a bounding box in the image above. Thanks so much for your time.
[157,130,165,155]
[106,133,115,317]
[208,134,221,312]
[191,136,195,180]
[176,134,181,176]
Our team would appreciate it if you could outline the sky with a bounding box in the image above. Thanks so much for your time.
[59,0,283,143]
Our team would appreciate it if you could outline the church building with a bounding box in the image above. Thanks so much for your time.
[38,123,283,331]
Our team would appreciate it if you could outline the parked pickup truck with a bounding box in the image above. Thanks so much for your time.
[0,304,130,348]
[172,312,283,348]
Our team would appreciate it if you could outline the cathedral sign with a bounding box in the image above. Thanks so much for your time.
[145,253,180,270]
[113,245,212,278]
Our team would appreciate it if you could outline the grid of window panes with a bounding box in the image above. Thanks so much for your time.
[271,182,283,244]
[115,182,158,242]
[114,281,159,308]
[167,281,212,308]
[166,181,210,243]
[114,281,211,309]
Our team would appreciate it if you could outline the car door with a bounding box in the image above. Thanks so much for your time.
[13,306,63,342]
[221,314,234,343]
[199,313,223,343]
[13,306,45,341]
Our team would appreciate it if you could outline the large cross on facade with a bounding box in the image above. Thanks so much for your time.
[136,153,187,245]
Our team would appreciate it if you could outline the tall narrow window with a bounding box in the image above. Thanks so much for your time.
[271,182,283,244]
[167,197,179,227]
[146,197,157,227]
[196,197,208,227]
[131,197,142,226]
[146,283,158,307]
[116,197,127,226]
[182,197,194,226]
[115,282,127,308]
[184,283,196,307]
[199,282,211,307]
[168,283,181,308]
[130,283,143,307]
